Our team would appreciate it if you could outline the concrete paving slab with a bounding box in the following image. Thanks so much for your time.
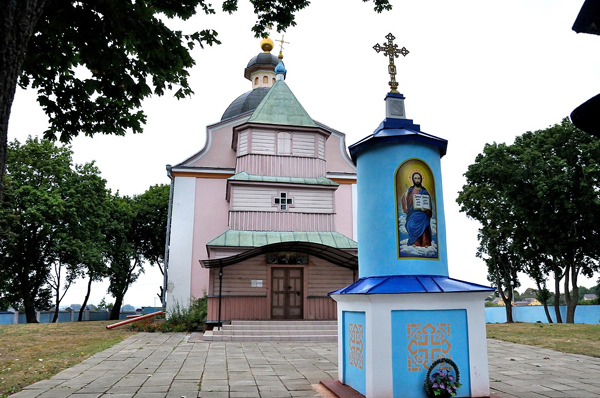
[9,333,600,398]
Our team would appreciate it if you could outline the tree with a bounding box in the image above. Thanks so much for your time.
[105,185,169,320]
[457,142,522,322]
[0,137,105,322]
[0,0,391,199]
[458,118,600,323]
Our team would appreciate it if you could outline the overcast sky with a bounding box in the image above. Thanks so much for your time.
[8,0,600,307]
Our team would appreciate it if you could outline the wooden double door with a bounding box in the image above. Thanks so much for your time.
[271,268,303,319]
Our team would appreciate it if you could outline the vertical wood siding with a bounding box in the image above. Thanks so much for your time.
[306,297,337,320]
[207,296,268,320]
[231,186,334,213]
[235,154,326,178]
[229,211,335,231]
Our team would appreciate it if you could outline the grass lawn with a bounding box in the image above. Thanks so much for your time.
[0,321,136,398]
[487,323,600,357]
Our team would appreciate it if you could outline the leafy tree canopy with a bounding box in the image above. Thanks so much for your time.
[1,0,391,199]
[457,118,600,323]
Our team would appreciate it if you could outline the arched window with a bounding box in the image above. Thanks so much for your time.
[254,77,259,85]
[263,76,268,84]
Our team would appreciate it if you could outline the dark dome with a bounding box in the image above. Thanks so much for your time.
[244,53,280,80]
[221,87,270,121]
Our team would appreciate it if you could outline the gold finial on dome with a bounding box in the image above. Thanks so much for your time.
[260,37,274,53]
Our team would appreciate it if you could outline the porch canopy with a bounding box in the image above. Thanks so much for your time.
[201,230,358,270]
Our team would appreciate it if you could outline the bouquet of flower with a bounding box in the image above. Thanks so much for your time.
[424,358,462,397]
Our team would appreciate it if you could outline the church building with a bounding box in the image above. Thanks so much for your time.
[165,39,358,322]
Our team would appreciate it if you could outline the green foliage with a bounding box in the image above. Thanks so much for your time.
[458,118,600,323]
[130,297,207,332]
[0,137,106,321]
[96,298,114,310]
[104,184,169,319]
[484,301,501,307]
[15,0,392,145]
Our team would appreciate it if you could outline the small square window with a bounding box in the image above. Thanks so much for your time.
[273,192,293,211]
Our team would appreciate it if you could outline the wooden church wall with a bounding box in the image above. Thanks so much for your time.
[230,185,334,213]
[235,154,326,177]
[229,211,336,231]
[206,255,354,321]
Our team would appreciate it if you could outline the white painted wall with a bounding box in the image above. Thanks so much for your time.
[166,176,197,311]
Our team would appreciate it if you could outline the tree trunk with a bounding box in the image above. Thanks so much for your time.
[110,296,123,320]
[566,264,579,323]
[535,281,553,323]
[52,303,59,323]
[78,276,93,321]
[553,266,563,323]
[22,289,38,323]
[0,0,48,199]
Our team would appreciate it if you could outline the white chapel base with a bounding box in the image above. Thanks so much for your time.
[332,291,491,398]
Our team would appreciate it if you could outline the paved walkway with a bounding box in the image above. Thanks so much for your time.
[9,334,600,398]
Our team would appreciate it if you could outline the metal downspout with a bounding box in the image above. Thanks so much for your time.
[163,164,175,309]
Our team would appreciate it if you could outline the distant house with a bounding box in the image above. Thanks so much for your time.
[583,294,598,302]
[514,298,541,306]
[492,297,513,306]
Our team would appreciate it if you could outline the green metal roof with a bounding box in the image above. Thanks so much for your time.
[228,172,339,186]
[247,80,317,127]
[207,230,358,249]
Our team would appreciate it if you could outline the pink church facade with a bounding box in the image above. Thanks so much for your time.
[166,40,358,322]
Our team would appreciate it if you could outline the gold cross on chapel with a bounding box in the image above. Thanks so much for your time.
[276,35,289,60]
[373,33,409,93]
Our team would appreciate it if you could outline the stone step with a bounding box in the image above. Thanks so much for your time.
[202,320,338,342]
[202,331,337,342]
[220,324,336,331]
[213,329,336,336]
[227,320,336,324]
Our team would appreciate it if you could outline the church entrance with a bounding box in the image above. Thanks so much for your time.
[271,268,303,319]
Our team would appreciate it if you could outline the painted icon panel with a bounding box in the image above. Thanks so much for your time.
[396,159,438,259]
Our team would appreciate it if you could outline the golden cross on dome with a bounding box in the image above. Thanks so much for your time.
[276,35,290,60]
[373,33,409,93]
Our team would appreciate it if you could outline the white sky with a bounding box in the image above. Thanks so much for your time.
[8,0,600,308]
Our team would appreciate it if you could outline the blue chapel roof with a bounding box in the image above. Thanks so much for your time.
[348,117,448,163]
[329,275,494,295]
